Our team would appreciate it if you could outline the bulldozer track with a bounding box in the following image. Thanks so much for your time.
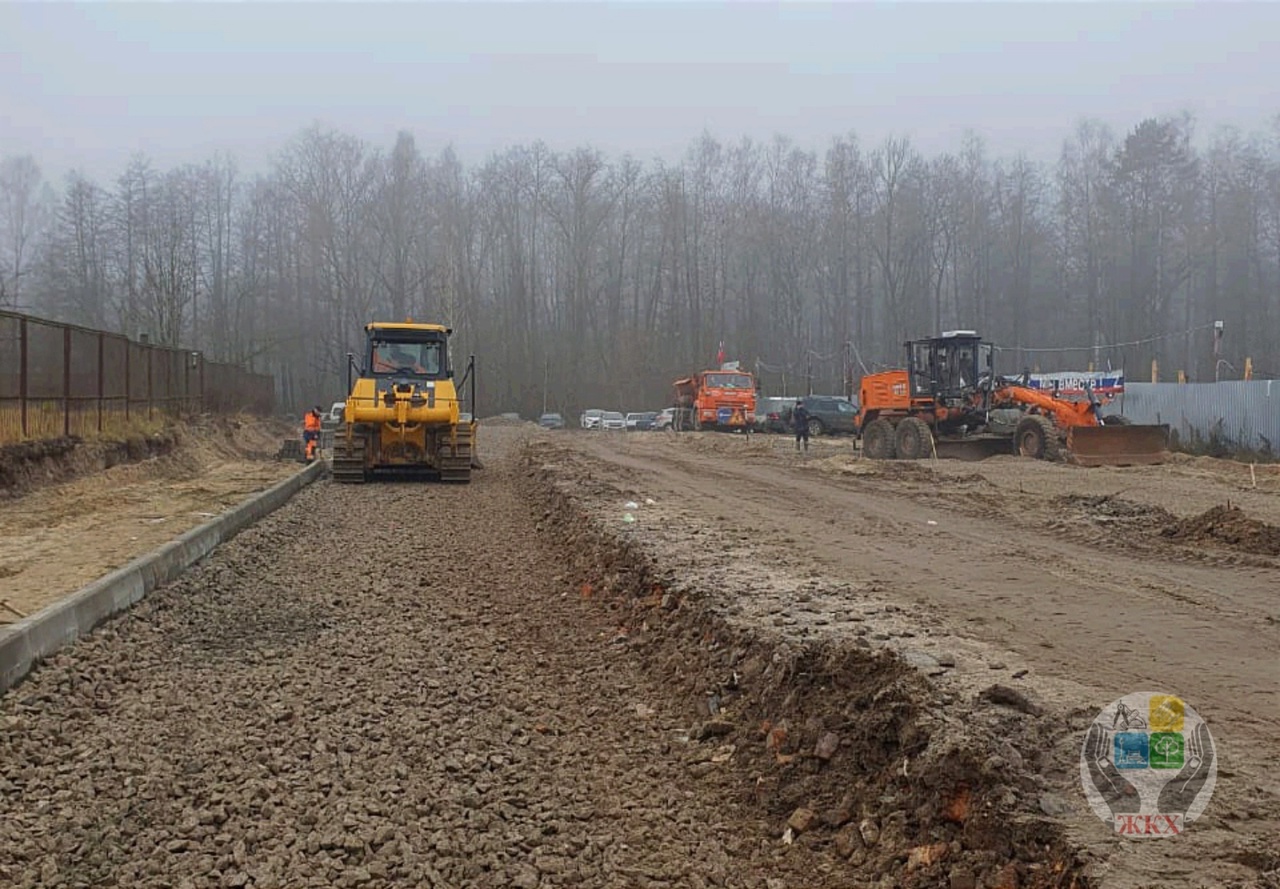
[438,425,474,483]
[331,431,367,484]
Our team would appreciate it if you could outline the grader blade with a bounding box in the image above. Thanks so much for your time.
[1065,424,1171,467]
[933,435,1013,462]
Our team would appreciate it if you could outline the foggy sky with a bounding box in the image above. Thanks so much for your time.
[3,2,1278,182]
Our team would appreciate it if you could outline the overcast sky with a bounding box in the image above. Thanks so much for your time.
[2,2,1278,183]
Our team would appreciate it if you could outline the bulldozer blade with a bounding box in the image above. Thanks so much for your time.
[1065,424,1171,467]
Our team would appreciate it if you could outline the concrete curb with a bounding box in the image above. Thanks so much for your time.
[0,461,325,696]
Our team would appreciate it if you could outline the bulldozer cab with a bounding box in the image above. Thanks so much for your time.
[367,327,449,379]
[907,332,992,401]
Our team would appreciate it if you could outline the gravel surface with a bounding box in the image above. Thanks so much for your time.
[0,429,846,889]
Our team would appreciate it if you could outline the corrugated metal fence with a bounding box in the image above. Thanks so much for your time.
[1114,381,1280,454]
[0,310,275,444]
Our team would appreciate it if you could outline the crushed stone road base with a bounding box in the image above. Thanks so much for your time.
[2,429,846,889]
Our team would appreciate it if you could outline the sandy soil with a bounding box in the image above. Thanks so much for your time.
[0,418,299,620]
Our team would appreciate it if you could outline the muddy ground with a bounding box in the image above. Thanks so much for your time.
[0,426,1276,888]
[0,416,298,619]
[544,429,1280,888]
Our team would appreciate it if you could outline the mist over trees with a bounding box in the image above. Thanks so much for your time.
[3,114,1280,416]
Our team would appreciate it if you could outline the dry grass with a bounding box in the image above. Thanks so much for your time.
[0,403,168,445]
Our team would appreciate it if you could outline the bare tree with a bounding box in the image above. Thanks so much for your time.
[0,154,49,309]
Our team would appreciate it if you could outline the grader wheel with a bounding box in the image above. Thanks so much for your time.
[862,418,897,460]
[1015,415,1061,462]
[894,416,934,460]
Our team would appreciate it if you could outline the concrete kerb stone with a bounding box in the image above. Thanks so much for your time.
[0,461,325,696]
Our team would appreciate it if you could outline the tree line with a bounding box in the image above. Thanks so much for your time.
[2,114,1278,417]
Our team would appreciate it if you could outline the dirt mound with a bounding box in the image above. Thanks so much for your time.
[0,433,178,499]
[480,414,532,427]
[0,414,290,501]
[1161,504,1280,555]
[1052,493,1174,522]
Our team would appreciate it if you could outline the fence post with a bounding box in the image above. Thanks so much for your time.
[63,326,72,438]
[124,341,131,421]
[97,332,105,433]
[147,346,154,420]
[18,317,28,438]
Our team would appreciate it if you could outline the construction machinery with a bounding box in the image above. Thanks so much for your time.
[672,365,757,432]
[332,321,477,484]
[857,331,1170,466]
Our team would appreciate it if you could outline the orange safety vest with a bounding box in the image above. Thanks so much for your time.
[304,412,321,432]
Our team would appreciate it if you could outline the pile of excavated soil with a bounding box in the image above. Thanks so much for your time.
[0,433,178,498]
[0,414,290,500]
[1161,504,1280,556]
[1052,493,1175,523]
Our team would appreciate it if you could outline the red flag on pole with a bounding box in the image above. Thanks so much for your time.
[716,341,725,365]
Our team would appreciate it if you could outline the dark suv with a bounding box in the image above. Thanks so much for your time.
[755,396,798,433]
[792,395,859,436]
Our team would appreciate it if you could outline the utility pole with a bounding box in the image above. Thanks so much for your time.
[542,355,548,414]
[806,352,813,397]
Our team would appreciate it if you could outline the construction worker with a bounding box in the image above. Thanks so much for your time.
[303,406,323,461]
[792,398,811,453]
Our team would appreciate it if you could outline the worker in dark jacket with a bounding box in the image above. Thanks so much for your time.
[792,398,811,453]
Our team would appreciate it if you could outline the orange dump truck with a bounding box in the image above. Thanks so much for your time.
[672,368,757,432]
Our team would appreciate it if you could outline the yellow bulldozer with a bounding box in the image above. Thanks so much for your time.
[332,320,478,484]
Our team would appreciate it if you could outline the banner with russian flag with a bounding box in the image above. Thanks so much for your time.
[1025,370,1125,398]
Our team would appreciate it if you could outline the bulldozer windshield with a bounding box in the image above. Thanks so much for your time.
[369,338,445,377]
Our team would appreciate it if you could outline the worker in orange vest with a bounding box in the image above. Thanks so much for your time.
[303,406,323,461]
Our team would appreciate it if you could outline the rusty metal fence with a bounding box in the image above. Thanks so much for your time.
[0,310,274,444]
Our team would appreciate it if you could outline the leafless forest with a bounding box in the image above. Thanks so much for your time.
[2,115,1279,414]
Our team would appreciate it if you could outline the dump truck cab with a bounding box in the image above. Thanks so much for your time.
[672,367,757,432]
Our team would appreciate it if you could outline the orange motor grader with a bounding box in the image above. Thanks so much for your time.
[856,331,1170,466]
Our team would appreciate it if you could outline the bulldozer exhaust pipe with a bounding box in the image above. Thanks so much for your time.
[1065,424,1171,467]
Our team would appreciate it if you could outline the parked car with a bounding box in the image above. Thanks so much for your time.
[324,401,346,426]
[580,409,605,429]
[792,395,860,436]
[538,412,565,429]
[601,411,626,431]
[755,396,798,433]
[625,411,657,431]
[654,407,675,430]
